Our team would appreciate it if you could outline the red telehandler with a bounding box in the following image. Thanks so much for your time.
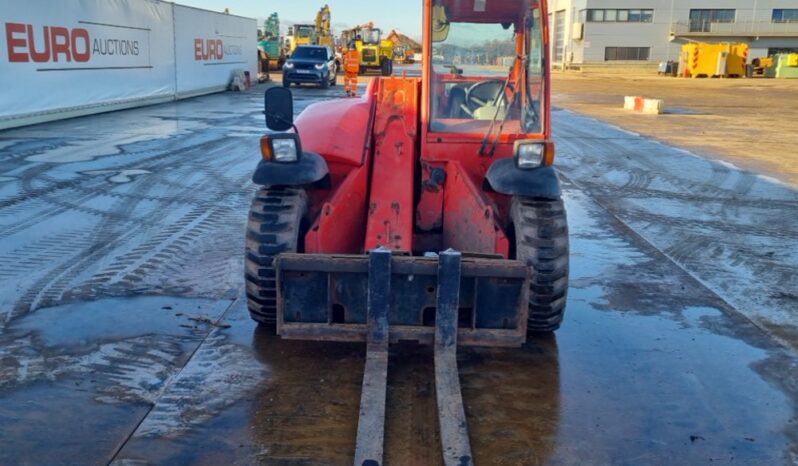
[246,1,567,464]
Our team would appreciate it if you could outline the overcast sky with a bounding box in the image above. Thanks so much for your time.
[175,0,424,38]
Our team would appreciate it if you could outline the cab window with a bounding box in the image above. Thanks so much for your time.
[429,7,544,135]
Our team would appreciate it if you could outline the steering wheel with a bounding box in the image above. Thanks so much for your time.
[462,80,506,116]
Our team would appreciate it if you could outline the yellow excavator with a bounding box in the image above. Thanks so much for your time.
[315,5,334,48]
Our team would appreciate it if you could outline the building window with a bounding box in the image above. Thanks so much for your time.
[689,9,736,32]
[772,9,798,23]
[554,10,566,62]
[586,9,653,23]
[605,47,650,61]
[768,47,798,55]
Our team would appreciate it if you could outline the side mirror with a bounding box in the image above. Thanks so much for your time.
[431,4,450,43]
[264,87,294,131]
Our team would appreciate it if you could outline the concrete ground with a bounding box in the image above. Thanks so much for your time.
[551,71,798,186]
[0,80,796,465]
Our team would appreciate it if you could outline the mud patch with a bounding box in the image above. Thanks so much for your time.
[134,331,267,438]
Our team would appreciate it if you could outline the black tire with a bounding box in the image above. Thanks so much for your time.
[245,187,307,327]
[282,79,290,88]
[511,197,569,333]
[320,74,330,89]
[359,65,366,76]
[381,58,392,76]
[329,70,337,87]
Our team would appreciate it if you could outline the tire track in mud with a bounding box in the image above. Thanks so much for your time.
[620,206,796,239]
[5,133,254,319]
[12,170,165,317]
[0,230,95,279]
[554,111,798,349]
[555,134,769,202]
[72,205,244,299]
[0,137,234,238]
[0,332,189,405]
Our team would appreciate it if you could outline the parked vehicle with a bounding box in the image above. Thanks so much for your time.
[282,46,337,88]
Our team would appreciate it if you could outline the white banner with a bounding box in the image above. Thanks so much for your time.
[174,5,257,97]
[0,0,175,126]
[0,0,258,129]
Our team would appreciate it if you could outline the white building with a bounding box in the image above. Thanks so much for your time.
[547,0,798,67]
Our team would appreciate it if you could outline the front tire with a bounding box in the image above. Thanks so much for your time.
[245,187,307,327]
[381,58,392,76]
[511,197,569,333]
[282,78,290,88]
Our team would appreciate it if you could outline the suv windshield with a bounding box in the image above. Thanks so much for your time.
[429,7,544,135]
[292,47,328,60]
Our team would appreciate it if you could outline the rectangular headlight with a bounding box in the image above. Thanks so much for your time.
[260,133,301,163]
[514,141,545,169]
[272,138,298,162]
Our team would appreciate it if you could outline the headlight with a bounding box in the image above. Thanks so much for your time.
[272,138,298,162]
[260,133,301,163]
[314,63,325,70]
[514,141,545,169]
[284,62,294,69]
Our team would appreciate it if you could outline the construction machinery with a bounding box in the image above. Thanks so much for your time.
[764,53,798,78]
[315,5,334,49]
[248,0,564,463]
[394,44,416,64]
[286,24,317,55]
[752,56,774,76]
[345,22,395,76]
[257,13,285,71]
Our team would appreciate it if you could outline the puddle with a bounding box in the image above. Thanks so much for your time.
[11,296,226,346]
[665,107,705,115]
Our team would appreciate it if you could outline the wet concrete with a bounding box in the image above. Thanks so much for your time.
[0,83,796,465]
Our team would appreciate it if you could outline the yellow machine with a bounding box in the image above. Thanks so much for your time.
[394,45,416,64]
[288,24,317,54]
[765,53,798,78]
[315,5,334,49]
[345,23,394,76]
[681,42,748,78]
[752,56,774,76]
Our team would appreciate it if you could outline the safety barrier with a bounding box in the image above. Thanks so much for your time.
[624,96,664,115]
[0,0,257,130]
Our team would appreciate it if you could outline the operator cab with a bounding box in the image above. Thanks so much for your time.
[427,0,545,136]
[361,26,382,45]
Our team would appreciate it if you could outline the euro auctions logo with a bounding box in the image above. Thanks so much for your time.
[194,38,243,61]
[194,38,223,61]
[5,23,92,63]
[4,21,150,70]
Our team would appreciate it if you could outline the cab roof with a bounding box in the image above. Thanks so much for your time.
[437,0,537,23]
